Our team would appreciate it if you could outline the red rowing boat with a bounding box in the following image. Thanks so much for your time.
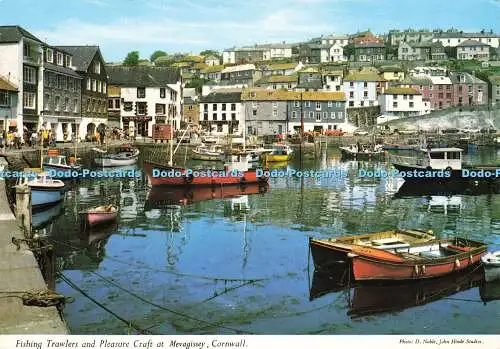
[80,205,118,227]
[348,237,487,281]
[143,161,268,187]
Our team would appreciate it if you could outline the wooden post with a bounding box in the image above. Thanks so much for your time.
[15,185,32,239]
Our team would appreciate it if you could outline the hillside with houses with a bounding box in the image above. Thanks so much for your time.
[1,26,500,141]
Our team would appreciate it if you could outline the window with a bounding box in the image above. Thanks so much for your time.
[124,102,133,111]
[23,66,36,83]
[114,99,120,109]
[309,111,314,118]
[160,88,165,98]
[363,82,368,88]
[65,55,72,67]
[323,112,327,119]
[137,87,145,98]
[363,91,368,98]
[253,110,257,116]
[292,111,297,118]
[409,102,414,108]
[360,101,364,107]
[102,82,106,94]
[294,101,300,107]
[204,104,208,111]
[350,82,354,87]
[137,102,147,115]
[338,112,343,118]
[403,94,408,100]
[212,113,217,121]
[316,112,321,121]
[87,79,91,90]
[231,104,236,111]
[409,95,414,100]
[108,100,114,109]
[349,101,354,107]
[272,110,277,117]
[315,102,321,110]
[222,113,226,120]
[349,91,354,98]
[438,93,444,98]
[330,112,335,119]
[54,96,60,111]
[46,49,53,63]
[64,97,69,111]
[272,101,278,108]
[273,84,277,90]
[73,99,78,112]
[92,79,97,91]
[222,104,226,111]
[43,72,49,87]
[328,101,332,107]
[231,113,236,121]
[393,102,398,108]
[155,103,166,115]
[305,101,311,107]
[430,152,445,159]
[213,104,217,111]
[203,113,208,121]
[97,81,101,93]
[56,52,63,65]
[86,98,91,111]
[393,94,398,99]
[94,62,101,74]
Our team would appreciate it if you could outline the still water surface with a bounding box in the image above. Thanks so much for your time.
[40,148,500,334]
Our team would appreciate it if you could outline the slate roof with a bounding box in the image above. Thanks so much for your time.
[55,46,100,72]
[456,40,490,47]
[354,42,385,48]
[0,77,18,91]
[203,65,224,73]
[43,62,82,79]
[0,25,43,44]
[106,66,181,86]
[379,66,403,73]
[263,62,298,71]
[241,89,345,101]
[410,41,444,48]
[344,71,385,82]
[448,72,488,85]
[488,75,500,83]
[436,32,498,39]
[256,74,298,84]
[200,91,242,103]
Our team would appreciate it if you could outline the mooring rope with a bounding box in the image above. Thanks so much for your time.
[57,272,153,334]
[89,270,254,334]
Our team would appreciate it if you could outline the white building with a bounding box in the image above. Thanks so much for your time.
[199,90,244,135]
[204,55,220,66]
[328,43,346,62]
[456,40,490,61]
[433,31,500,48]
[106,66,182,137]
[0,26,44,131]
[222,49,236,64]
[378,87,430,122]
[320,35,349,47]
[343,71,386,108]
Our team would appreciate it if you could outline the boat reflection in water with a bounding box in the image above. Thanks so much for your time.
[480,280,500,303]
[57,223,117,271]
[395,180,500,198]
[145,182,269,208]
[32,202,64,230]
[309,264,489,318]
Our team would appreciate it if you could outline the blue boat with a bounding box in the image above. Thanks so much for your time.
[17,170,65,207]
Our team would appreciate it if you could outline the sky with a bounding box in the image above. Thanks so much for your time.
[0,0,499,62]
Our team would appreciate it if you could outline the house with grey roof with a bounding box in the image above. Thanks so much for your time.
[455,40,490,61]
[398,41,446,61]
[353,42,386,62]
[55,45,109,139]
[448,72,488,106]
[388,29,435,47]
[0,25,44,131]
[433,30,499,48]
[41,46,83,141]
[199,90,244,134]
[106,65,182,137]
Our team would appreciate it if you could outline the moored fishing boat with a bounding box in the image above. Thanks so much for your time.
[347,237,487,281]
[80,205,118,227]
[32,201,64,229]
[481,251,500,282]
[191,145,224,161]
[339,144,385,161]
[17,169,65,207]
[42,149,82,172]
[93,145,140,167]
[264,144,293,162]
[310,229,436,271]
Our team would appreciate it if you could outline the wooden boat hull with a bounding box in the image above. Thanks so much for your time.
[143,161,269,187]
[94,155,138,167]
[340,148,385,161]
[84,212,117,227]
[350,238,487,281]
[310,230,435,271]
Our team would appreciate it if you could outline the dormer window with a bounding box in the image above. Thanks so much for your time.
[46,48,53,63]
[65,55,72,67]
[94,62,101,74]
[56,52,63,66]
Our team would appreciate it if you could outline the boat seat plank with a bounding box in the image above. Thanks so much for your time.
[371,238,404,245]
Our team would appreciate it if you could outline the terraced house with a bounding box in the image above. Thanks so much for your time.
[343,70,387,107]
[56,46,108,139]
[0,77,18,130]
[199,90,243,134]
[106,66,182,138]
[287,91,348,133]
[378,87,431,121]
[0,26,43,132]
[448,72,488,107]
[41,46,82,141]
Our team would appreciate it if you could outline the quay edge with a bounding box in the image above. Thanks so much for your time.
[0,157,68,334]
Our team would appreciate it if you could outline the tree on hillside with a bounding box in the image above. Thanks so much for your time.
[200,50,221,58]
[150,50,168,63]
[154,55,176,66]
[123,51,140,66]
[186,77,209,94]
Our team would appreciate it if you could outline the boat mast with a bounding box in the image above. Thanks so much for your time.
[242,119,246,153]
[169,115,173,166]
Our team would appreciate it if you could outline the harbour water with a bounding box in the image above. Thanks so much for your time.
[41,148,500,334]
